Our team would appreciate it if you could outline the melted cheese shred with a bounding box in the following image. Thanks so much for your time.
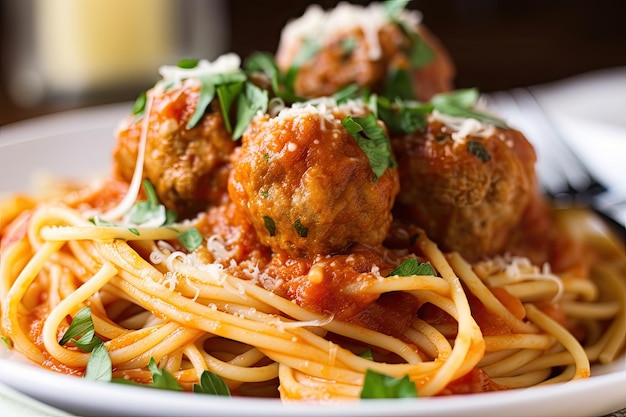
[2,192,624,401]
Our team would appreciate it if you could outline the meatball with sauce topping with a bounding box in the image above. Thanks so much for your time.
[275,2,455,102]
[392,114,538,261]
[228,100,399,257]
[112,56,242,219]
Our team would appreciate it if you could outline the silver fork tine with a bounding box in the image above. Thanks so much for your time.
[484,88,607,201]
[513,87,607,199]
[485,90,570,196]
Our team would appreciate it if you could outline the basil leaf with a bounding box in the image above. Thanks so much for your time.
[187,80,216,130]
[263,216,276,236]
[384,68,415,100]
[387,258,436,277]
[293,219,309,238]
[193,371,231,396]
[333,84,360,104]
[178,227,204,252]
[127,180,167,226]
[384,0,411,19]
[360,369,418,399]
[342,114,396,181]
[132,91,147,116]
[359,348,374,361]
[1,336,12,349]
[376,95,431,134]
[59,306,102,352]
[84,342,112,382]
[467,140,491,163]
[431,89,508,128]
[341,36,358,56]
[177,58,199,69]
[407,32,435,68]
[244,51,281,96]
[148,358,184,391]
[216,81,245,133]
[232,82,269,140]
[291,38,320,68]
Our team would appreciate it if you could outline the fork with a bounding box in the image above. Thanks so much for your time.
[482,87,626,232]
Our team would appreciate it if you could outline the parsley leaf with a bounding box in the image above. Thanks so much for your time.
[360,369,418,399]
[387,258,436,277]
[384,68,416,101]
[177,58,199,69]
[193,371,231,396]
[126,180,177,227]
[232,82,269,140]
[132,90,147,117]
[293,219,309,238]
[431,89,508,128]
[216,81,245,133]
[59,306,103,352]
[342,114,396,181]
[148,358,184,391]
[384,0,411,19]
[467,140,491,163]
[177,227,204,252]
[263,216,276,237]
[84,342,112,382]
[186,72,247,130]
[374,95,431,134]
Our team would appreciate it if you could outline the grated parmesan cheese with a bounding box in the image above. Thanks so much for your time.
[429,110,496,143]
[158,53,241,85]
[279,2,422,61]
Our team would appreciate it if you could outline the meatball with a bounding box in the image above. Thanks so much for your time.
[228,102,399,257]
[275,3,455,102]
[392,117,537,261]
[112,80,236,219]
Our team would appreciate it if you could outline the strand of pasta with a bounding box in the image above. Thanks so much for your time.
[41,261,118,366]
[414,232,485,396]
[524,303,590,380]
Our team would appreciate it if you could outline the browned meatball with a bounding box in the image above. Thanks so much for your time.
[112,81,236,219]
[392,117,537,261]
[228,103,399,257]
[275,3,455,102]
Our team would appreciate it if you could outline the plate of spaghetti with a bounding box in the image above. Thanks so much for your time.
[1,2,625,417]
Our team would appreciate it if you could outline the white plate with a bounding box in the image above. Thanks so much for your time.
[1,103,625,417]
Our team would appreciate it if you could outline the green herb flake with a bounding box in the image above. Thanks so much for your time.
[340,36,358,56]
[193,371,231,396]
[148,358,184,391]
[431,88,508,128]
[387,258,436,277]
[384,0,411,19]
[178,227,204,252]
[1,336,12,349]
[359,348,374,361]
[244,51,281,96]
[84,342,112,382]
[216,81,245,133]
[293,219,309,238]
[467,140,491,163]
[132,90,147,116]
[59,306,103,352]
[341,114,396,181]
[128,228,140,236]
[177,58,199,69]
[383,68,416,101]
[407,32,435,68]
[263,216,276,237]
[360,369,418,399]
[232,82,269,140]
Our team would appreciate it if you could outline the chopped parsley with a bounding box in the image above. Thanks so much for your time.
[59,306,103,352]
[263,216,276,236]
[360,369,418,399]
[177,227,204,252]
[467,140,491,163]
[193,371,231,396]
[431,89,508,128]
[387,258,436,277]
[293,219,309,238]
[342,114,396,181]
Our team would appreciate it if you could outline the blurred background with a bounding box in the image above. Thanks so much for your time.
[1,0,625,126]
